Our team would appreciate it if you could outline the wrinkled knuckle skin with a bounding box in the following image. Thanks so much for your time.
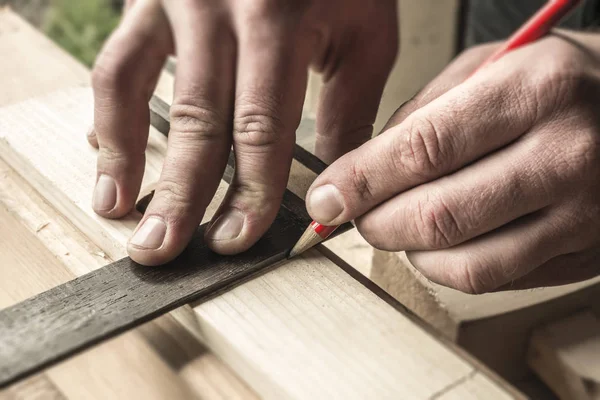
[570,131,600,178]
[98,146,134,165]
[92,59,129,96]
[397,117,453,179]
[229,181,282,211]
[348,163,374,202]
[415,195,463,249]
[233,98,285,149]
[155,179,194,213]
[530,53,590,113]
[169,102,226,141]
[452,260,495,295]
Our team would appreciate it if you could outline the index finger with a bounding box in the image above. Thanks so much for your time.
[306,60,537,226]
[204,10,313,254]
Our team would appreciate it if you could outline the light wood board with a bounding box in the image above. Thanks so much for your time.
[0,8,517,399]
[0,81,517,400]
[528,310,600,400]
[0,9,255,399]
[372,246,600,380]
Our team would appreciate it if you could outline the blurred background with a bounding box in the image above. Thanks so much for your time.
[0,0,122,66]
[0,0,461,133]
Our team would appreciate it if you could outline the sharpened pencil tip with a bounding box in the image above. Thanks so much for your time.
[288,225,326,258]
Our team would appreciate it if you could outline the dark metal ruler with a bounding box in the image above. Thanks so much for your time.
[0,96,352,388]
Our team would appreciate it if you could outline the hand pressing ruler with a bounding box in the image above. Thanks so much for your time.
[0,95,352,388]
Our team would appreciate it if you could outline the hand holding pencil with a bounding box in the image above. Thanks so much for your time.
[294,0,600,292]
[292,0,581,257]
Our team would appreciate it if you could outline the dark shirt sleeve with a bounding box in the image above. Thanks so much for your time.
[464,0,600,47]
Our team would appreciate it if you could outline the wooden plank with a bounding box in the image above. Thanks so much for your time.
[0,8,516,398]
[0,82,346,386]
[0,160,256,399]
[0,186,305,386]
[363,1,600,382]
[0,63,517,400]
[371,249,600,380]
[0,374,65,400]
[0,197,196,399]
[184,250,519,399]
[0,9,255,398]
[528,310,600,400]
[431,371,514,400]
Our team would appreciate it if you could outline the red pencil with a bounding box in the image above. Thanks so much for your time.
[289,0,582,258]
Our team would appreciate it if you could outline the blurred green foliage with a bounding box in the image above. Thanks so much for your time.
[43,0,120,66]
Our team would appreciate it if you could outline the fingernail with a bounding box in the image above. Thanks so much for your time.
[130,217,167,249]
[206,210,244,241]
[87,126,96,138]
[92,174,117,212]
[307,184,344,223]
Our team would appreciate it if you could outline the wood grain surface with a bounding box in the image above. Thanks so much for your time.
[0,87,517,399]
[0,8,520,399]
[0,205,305,388]
[0,90,338,387]
[0,11,260,398]
[0,84,351,389]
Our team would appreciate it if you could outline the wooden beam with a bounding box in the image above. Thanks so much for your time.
[0,186,195,399]
[0,69,517,400]
[371,244,600,381]
[0,162,255,399]
[0,8,517,398]
[528,310,600,400]
[0,9,255,398]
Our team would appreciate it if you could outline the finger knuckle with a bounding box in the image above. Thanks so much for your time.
[348,163,375,202]
[530,52,589,111]
[396,116,454,179]
[98,146,132,165]
[229,181,281,219]
[452,258,496,294]
[234,93,285,149]
[156,178,193,210]
[566,131,600,177]
[92,59,127,95]
[414,194,463,249]
[170,102,226,142]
